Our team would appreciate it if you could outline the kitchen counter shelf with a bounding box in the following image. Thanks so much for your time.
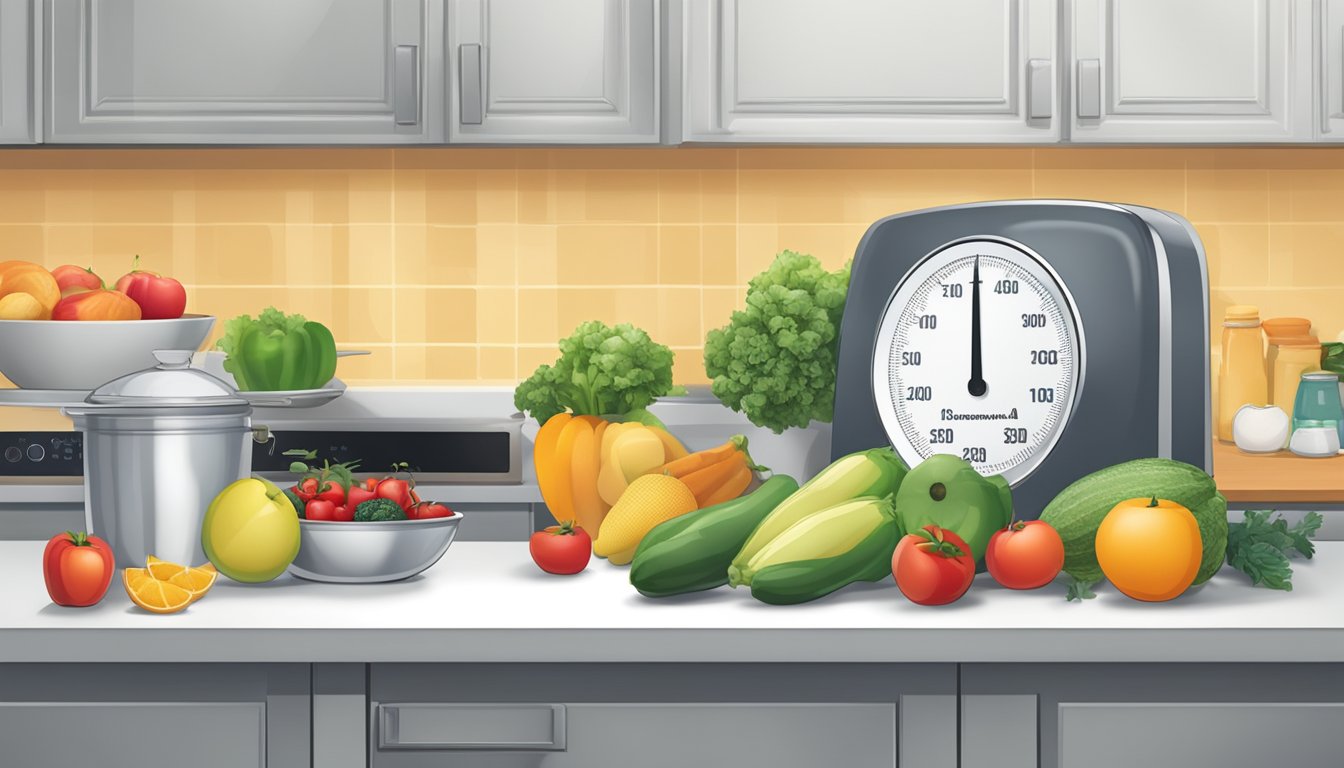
[2,541,1341,665]
[1213,441,1344,506]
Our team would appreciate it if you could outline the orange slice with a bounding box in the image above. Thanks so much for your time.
[123,568,192,614]
[145,556,217,603]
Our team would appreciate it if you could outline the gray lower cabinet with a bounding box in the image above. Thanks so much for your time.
[368,663,958,768]
[961,663,1344,768]
[45,0,444,143]
[0,0,35,142]
[0,663,311,768]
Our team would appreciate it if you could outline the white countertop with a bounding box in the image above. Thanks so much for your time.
[2,540,1339,664]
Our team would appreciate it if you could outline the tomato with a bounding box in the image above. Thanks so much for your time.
[410,502,454,520]
[346,486,376,511]
[304,499,336,521]
[314,482,346,506]
[296,478,320,502]
[331,505,354,522]
[114,258,187,320]
[986,520,1065,590]
[51,265,103,297]
[51,289,141,321]
[42,531,114,607]
[1096,497,1202,602]
[363,478,379,492]
[376,478,413,510]
[892,525,975,606]
[529,521,591,575]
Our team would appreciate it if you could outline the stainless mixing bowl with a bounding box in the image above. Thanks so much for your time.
[287,513,463,583]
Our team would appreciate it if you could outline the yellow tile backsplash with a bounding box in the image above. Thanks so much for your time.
[0,147,1342,386]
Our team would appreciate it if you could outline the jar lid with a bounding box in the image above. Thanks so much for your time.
[86,350,249,408]
[1267,334,1319,346]
[1262,317,1312,336]
[1302,371,1339,382]
[1225,305,1260,321]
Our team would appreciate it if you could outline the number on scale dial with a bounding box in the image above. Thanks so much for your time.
[872,238,1084,485]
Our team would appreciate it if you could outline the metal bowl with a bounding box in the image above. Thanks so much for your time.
[0,314,215,390]
[287,512,463,583]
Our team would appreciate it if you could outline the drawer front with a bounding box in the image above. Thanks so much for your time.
[373,702,895,768]
[370,662,956,768]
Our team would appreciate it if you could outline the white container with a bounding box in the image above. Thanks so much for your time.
[0,315,214,390]
[1232,404,1291,453]
[1289,426,1341,458]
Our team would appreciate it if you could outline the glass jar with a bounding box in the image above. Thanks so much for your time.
[1274,343,1323,422]
[1262,317,1316,402]
[1218,305,1269,442]
[1292,371,1344,447]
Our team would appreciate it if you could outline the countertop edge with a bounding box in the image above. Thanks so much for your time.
[4,627,1341,664]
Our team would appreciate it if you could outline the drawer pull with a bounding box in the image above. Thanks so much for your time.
[378,703,566,751]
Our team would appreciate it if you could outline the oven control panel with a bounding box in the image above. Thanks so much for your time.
[0,432,83,477]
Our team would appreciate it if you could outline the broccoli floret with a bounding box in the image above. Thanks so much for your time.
[354,498,407,522]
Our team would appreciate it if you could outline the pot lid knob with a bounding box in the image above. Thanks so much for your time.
[153,349,195,369]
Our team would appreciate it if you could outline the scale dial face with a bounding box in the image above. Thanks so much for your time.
[873,237,1084,485]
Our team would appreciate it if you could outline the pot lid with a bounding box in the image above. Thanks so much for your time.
[86,350,249,408]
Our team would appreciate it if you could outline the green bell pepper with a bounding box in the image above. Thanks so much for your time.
[219,308,337,392]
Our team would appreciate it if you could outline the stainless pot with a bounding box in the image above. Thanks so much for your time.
[64,350,256,568]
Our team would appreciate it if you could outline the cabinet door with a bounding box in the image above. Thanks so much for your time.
[1071,0,1312,142]
[45,0,443,143]
[961,663,1344,768]
[448,0,659,143]
[370,663,958,768]
[0,663,311,768]
[1318,0,1344,139]
[684,0,1059,143]
[0,0,35,143]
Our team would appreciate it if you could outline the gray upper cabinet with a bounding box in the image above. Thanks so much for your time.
[1070,0,1313,142]
[683,0,1060,143]
[44,0,444,144]
[448,0,659,143]
[0,0,36,143]
[1318,0,1344,139]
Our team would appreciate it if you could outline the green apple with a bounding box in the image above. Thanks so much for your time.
[201,477,300,583]
[895,454,1012,568]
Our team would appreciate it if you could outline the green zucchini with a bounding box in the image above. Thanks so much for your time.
[730,447,907,575]
[1039,458,1228,585]
[629,475,799,598]
[744,496,901,605]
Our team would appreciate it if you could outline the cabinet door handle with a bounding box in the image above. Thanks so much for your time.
[1077,58,1102,119]
[394,45,420,125]
[1027,58,1052,120]
[459,43,484,125]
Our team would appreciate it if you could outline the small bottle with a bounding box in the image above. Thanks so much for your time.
[1262,317,1316,402]
[1218,305,1268,442]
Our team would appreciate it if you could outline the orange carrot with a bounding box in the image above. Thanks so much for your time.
[659,435,750,479]
[681,451,749,508]
[698,463,754,508]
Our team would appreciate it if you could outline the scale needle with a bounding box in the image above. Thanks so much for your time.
[968,256,987,397]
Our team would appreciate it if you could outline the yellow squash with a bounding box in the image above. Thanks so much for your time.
[593,474,697,563]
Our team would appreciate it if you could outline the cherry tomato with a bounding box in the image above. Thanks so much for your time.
[529,521,591,575]
[363,478,379,492]
[376,478,413,510]
[346,486,377,511]
[305,499,336,521]
[892,525,975,606]
[411,502,455,520]
[296,478,320,502]
[314,482,346,506]
[43,531,114,607]
[114,259,187,320]
[331,505,355,522]
[986,520,1065,590]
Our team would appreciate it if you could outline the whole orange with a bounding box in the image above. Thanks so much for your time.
[1096,496,1202,602]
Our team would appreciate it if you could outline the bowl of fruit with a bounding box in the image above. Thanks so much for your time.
[0,259,212,391]
[282,462,462,583]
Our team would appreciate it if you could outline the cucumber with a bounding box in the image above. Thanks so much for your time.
[730,447,907,574]
[746,500,901,605]
[1039,458,1228,585]
[629,475,799,598]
